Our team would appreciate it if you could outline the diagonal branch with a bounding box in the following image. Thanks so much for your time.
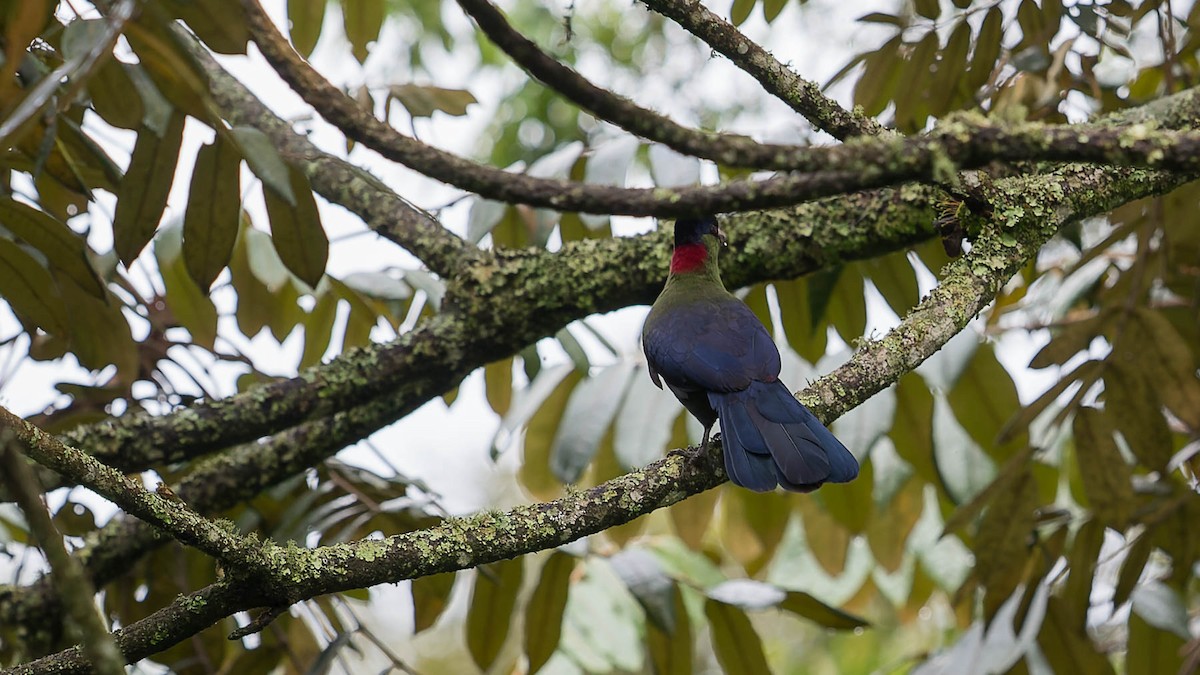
[638,0,886,140]
[455,0,842,170]
[0,407,270,578]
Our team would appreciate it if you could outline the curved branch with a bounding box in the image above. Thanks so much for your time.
[455,0,837,170]
[639,0,885,140]
[243,0,1200,218]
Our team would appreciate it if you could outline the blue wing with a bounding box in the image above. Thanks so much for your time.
[643,295,780,393]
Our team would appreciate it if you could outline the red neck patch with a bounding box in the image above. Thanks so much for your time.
[670,243,708,274]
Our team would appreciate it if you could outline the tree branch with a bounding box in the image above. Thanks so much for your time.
[638,0,885,140]
[0,407,270,578]
[455,0,844,170]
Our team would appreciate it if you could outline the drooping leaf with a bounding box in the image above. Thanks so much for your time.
[890,373,937,482]
[524,552,575,674]
[466,557,524,671]
[231,126,295,205]
[160,0,250,54]
[114,113,185,265]
[520,369,583,499]
[968,7,1004,91]
[183,136,242,289]
[796,496,851,576]
[948,344,1026,461]
[1072,408,1134,529]
[0,238,67,335]
[263,164,328,288]
[1102,361,1173,471]
[389,84,477,118]
[550,361,635,484]
[1126,610,1186,675]
[288,0,326,57]
[975,466,1037,620]
[705,599,770,675]
[484,358,513,416]
[780,591,870,630]
[0,197,104,298]
[611,549,677,633]
[411,572,455,633]
[155,222,218,349]
[867,476,924,572]
[647,585,692,675]
[341,0,384,63]
[300,287,338,369]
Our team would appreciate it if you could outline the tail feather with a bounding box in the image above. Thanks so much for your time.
[711,380,859,492]
[718,397,782,492]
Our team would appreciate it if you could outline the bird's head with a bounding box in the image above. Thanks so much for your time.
[673,216,727,248]
[670,216,727,275]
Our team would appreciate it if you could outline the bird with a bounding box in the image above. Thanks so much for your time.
[641,216,859,492]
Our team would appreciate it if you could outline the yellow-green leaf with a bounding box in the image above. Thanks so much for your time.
[524,553,575,674]
[890,373,938,482]
[485,358,513,416]
[288,0,326,57]
[114,113,185,265]
[780,591,870,630]
[705,599,770,675]
[0,237,67,335]
[466,558,524,671]
[263,164,328,289]
[342,0,384,63]
[1072,408,1134,529]
[647,585,692,675]
[949,344,1025,461]
[0,197,104,298]
[183,136,242,289]
[975,466,1037,620]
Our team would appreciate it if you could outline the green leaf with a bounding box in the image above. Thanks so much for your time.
[968,7,1004,91]
[1072,408,1134,529]
[704,599,770,675]
[520,369,582,500]
[288,0,326,57]
[612,549,676,632]
[263,164,328,288]
[931,20,971,114]
[466,558,524,671]
[161,0,250,54]
[762,0,787,22]
[866,476,924,572]
[779,591,870,630]
[1063,519,1105,631]
[0,197,104,298]
[914,0,940,20]
[1126,610,1186,675]
[550,362,635,484]
[890,373,937,483]
[854,35,904,117]
[774,279,826,363]
[484,358,513,416]
[796,496,851,575]
[59,278,137,380]
[894,31,938,133]
[1103,360,1173,471]
[524,552,575,674]
[342,0,384,63]
[825,266,867,342]
[300,287,338,369]
[941,445,1037,537]
[1116,309,1200,429]
[389,84,478,118]
[647,585,692,675]
[818,457,874,534]
[1113,532,1153,608]
[0,238,67,334]
[412,572,455,633]
[155,222,218,348]
[864,251,920,316]
[114,113,185,265]
[1038,596,1116,675]
[231,126,295,206]
[948,344,1025,461]
[183,136,242,289]
[975,466,1037,620]
[730,0,755,26]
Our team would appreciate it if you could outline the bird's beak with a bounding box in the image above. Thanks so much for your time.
[716,226,728,247]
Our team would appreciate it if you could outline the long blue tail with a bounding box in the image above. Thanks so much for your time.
[710,380,859,492]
